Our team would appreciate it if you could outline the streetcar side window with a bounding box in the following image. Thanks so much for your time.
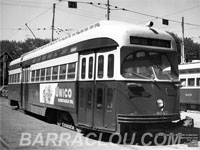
[8,75,10,83]
[10,75,13,83]
[17,73,20,83]
[188,78,194,86]
[14,74,16,83]
[13,74,16,83]
[81,58,86,79]
[16,73,18,83]
[108,54,114,78]
[18,73,20,82]
[36,69,40,81]
[17,73,19,83]
[97,88,103,109]
[41,55,47,61]
[46,67,51,81]
[52,66,59,80]
[59,64,67,80]
[180,79,186,87]
[88,57,93,79]
[98,55,104,78]
[67,63,76,79]
[11,75,13,83]
[9,75,11,83]
[16,74,18,83]
[197,78,200,86]
[40,68,45,81]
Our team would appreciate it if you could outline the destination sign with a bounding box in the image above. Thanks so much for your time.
[130,36,171,48]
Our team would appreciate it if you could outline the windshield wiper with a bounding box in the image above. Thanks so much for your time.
[154,65,175,82]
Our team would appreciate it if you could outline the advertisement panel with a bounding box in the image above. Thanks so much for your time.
[40,82,75,108]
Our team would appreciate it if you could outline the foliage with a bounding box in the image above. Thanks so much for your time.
[0,38,50,59]
[0,36,199,63]
[168,32,200,63]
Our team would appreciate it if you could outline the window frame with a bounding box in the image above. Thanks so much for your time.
[107,54,114,78]
[52,66,59,80]
[59,64,67,80]
[88,57,93,79]
[67,62,76,79]
[35,69,40,81]
[97,55,104,78]
[188,78,195,87]
[46,67,52,81]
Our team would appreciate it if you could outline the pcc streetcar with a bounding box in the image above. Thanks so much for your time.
[179,61,200,111]
[8,20,181,134]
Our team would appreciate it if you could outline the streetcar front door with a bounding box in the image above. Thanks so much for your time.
[78,50,116,132]
[78,53,95,127]
[94,51,116,131]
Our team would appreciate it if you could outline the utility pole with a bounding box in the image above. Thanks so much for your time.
[107,0,110,20]
[51,3,56,41]
[181,17,185,64]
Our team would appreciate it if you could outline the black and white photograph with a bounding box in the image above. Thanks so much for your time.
[0,0,200,149]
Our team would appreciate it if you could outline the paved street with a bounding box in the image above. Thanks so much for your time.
[0,97,200,150]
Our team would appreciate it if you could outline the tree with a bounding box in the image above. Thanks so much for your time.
[168,32,200,63]
[184,38,200,62]
[0,38,50,59]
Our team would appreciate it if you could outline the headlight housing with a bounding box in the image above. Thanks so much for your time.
[157,99,164,111]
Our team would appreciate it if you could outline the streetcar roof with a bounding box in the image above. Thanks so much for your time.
[9,57,21,66]
[10,20,176,67]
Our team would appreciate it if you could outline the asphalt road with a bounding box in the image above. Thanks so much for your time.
[0,97,200,150]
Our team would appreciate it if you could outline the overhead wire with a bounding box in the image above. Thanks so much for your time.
[3,0,200,40]
[5,1,61,40]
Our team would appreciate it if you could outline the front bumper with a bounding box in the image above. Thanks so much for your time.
[117,113,180,124]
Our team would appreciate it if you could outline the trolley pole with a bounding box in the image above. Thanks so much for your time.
[25,23,37,39]
[181,17,185,64]
[107,0,110,20]
[51,3,56,41]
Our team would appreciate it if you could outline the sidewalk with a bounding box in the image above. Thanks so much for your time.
[1,97,199,150]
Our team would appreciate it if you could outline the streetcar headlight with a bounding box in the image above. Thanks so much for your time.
[157,99,164,109]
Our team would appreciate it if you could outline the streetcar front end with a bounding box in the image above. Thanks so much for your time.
[115,33,181,133]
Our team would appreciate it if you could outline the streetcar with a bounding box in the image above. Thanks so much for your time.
[8,20,182,134]
[179,61,200,111]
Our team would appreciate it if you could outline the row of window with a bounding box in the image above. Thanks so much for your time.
[98,54,114,78]
[9,73,21,83]
[10,46,75,70]
[31,62,76,82]
[179,68,200,74]
[9,63,76,84]
[80,54,114,79]
[180,78,200,87]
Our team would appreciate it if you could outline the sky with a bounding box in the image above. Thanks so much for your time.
[1,0,200,43]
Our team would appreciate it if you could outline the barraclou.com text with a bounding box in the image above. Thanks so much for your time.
[19,132,183,146]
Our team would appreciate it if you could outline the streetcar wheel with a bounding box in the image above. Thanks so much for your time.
[46,109,57,123]
[10,100,19,110]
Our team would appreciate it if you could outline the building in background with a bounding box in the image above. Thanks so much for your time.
[0,51,13,86]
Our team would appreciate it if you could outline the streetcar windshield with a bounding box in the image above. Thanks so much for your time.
[121,50,178,81]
